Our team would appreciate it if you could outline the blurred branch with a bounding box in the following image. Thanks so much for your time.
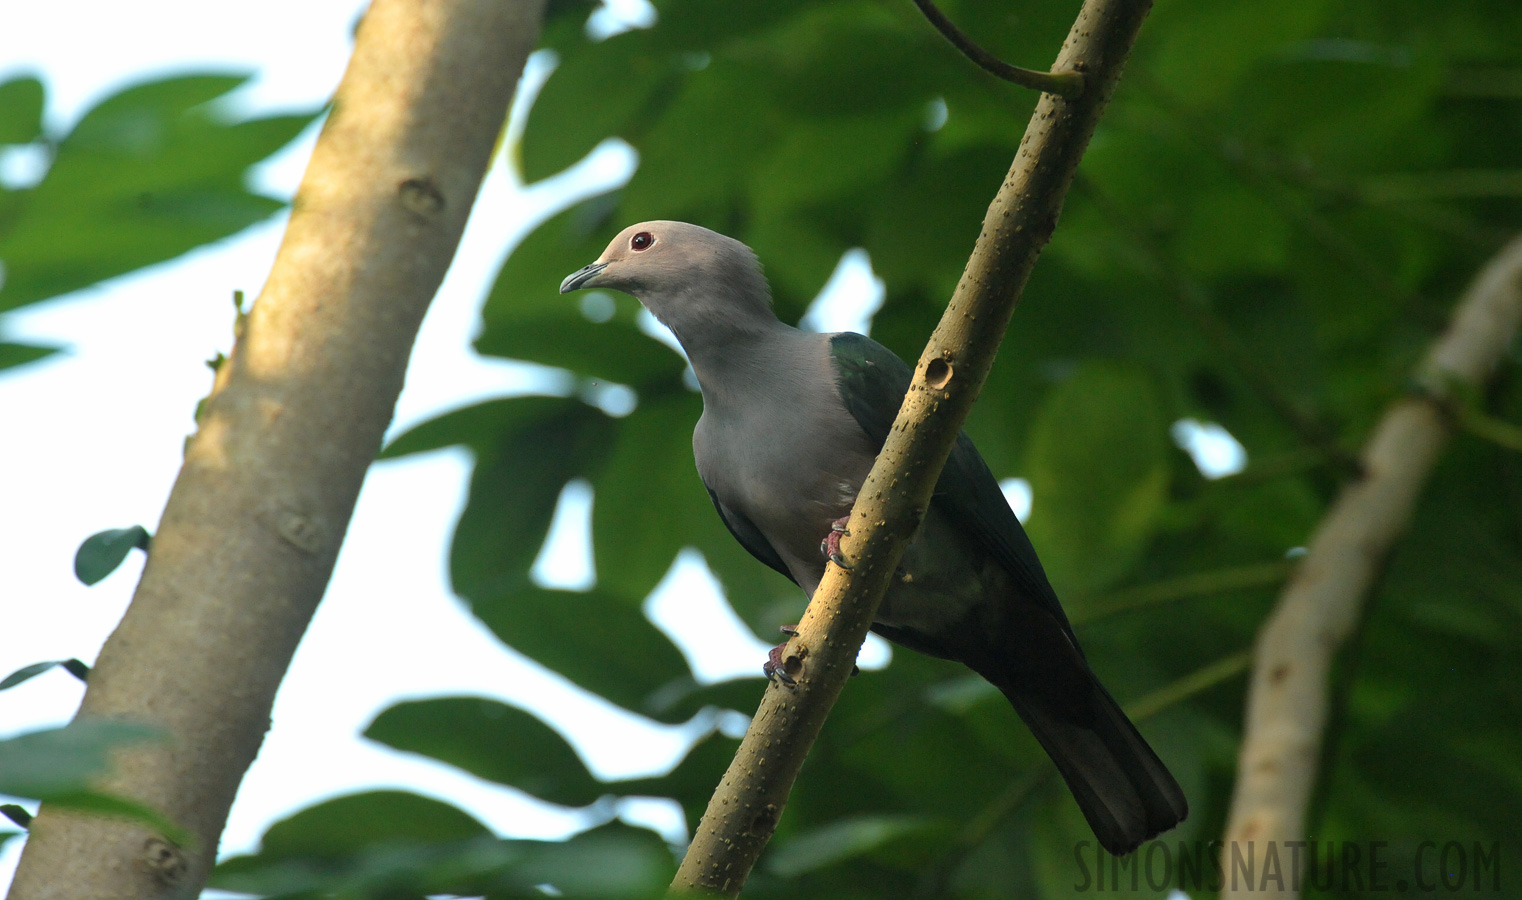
[1071,560,1294,626]
[1444,67,1522,98]
[1361,169,1522,203]
[669,1,1153,895]
[1457,406,1522,452]
[1077,176,1363,477]
[1212,447,1329,486]
[6,2,544,896]
[1222,234,1522,900]
[919,650,1253,898]
[910,0,1085,97]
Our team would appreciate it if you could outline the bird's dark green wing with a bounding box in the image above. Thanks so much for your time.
[828,332,1073,630]
[703,485,798,586]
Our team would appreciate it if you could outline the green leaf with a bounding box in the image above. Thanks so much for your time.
[518,32,682,182]
[479,190,624,325]
[0,341,61,371]
[766,814,944,876]
[590,392,717,598]
[381,394,576,459]
[619,728,741,830]
[0,721,184,841]
[0,658,89,691]
[1144,0,1332,108]
[478,313,687,389]
[367,698,606,807]
[468,585,702,722]
[0,76,45,145]
[0,720,160,798]
[73,525,150,586]
[1024,363,1171,599]
[0,74,317,313]
[215,821,672,899]
[256,790,490,860]
[449,398,615,598]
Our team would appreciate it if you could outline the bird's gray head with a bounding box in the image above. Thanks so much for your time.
[559,221,776,348]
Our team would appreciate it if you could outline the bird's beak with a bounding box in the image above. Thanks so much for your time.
[559,261,609,294]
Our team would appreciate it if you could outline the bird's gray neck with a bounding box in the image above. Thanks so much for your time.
[673,315,810,411]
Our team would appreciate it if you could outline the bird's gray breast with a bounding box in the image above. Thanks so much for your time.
[692,340,876,591]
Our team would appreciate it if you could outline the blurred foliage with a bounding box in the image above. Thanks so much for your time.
[362,0,1522,895]
[0,721,188,844]
[0,72,316,371]
[11,0,1522,896]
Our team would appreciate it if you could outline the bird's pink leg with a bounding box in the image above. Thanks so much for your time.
[819,516,852,569]
[761,623,858,684]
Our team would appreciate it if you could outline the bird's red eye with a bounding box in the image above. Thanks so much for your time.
[631,231,654,251]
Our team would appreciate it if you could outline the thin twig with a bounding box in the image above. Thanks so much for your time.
[1071,561,1294,626]
[911,0,1085,98]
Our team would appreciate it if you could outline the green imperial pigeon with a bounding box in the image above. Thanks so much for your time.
[561,221,1187,854]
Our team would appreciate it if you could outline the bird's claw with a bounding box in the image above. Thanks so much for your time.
[764,625,801,685]
[820,516,853,569]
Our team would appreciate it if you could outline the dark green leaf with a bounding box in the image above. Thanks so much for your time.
[1024,363,1171,599]
[0,804,32,828]
[468,586,702,722]
[73,525,150,586]
[518,32,682,182]
[590,392,716,598]
[215,821,672,899]
[0,658,89,691]
[766,814,944,876]
[367,698,604,807]
[382,394,576,459]
[450,398,615,598]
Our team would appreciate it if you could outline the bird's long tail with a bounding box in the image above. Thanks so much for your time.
[994,669,1188,855]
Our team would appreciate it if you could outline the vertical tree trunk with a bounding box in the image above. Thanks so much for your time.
[7,1,544,896]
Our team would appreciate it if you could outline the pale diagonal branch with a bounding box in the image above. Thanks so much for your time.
[1221,235,1522,900]
[669,0,1154,895]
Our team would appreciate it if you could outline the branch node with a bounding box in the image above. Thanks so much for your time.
[399,176,446,217]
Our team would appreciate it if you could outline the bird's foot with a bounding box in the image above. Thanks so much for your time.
[763,625,801,685]
[819,517,852,569]
[761,624,858,683]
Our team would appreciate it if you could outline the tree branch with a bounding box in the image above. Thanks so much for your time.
[669,1,1152,895]
[7,2,543,896]
[1221,234,1522,900]
[911,0,1085,98]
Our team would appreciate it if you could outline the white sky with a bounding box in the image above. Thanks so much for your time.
[0,0,1243,888]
